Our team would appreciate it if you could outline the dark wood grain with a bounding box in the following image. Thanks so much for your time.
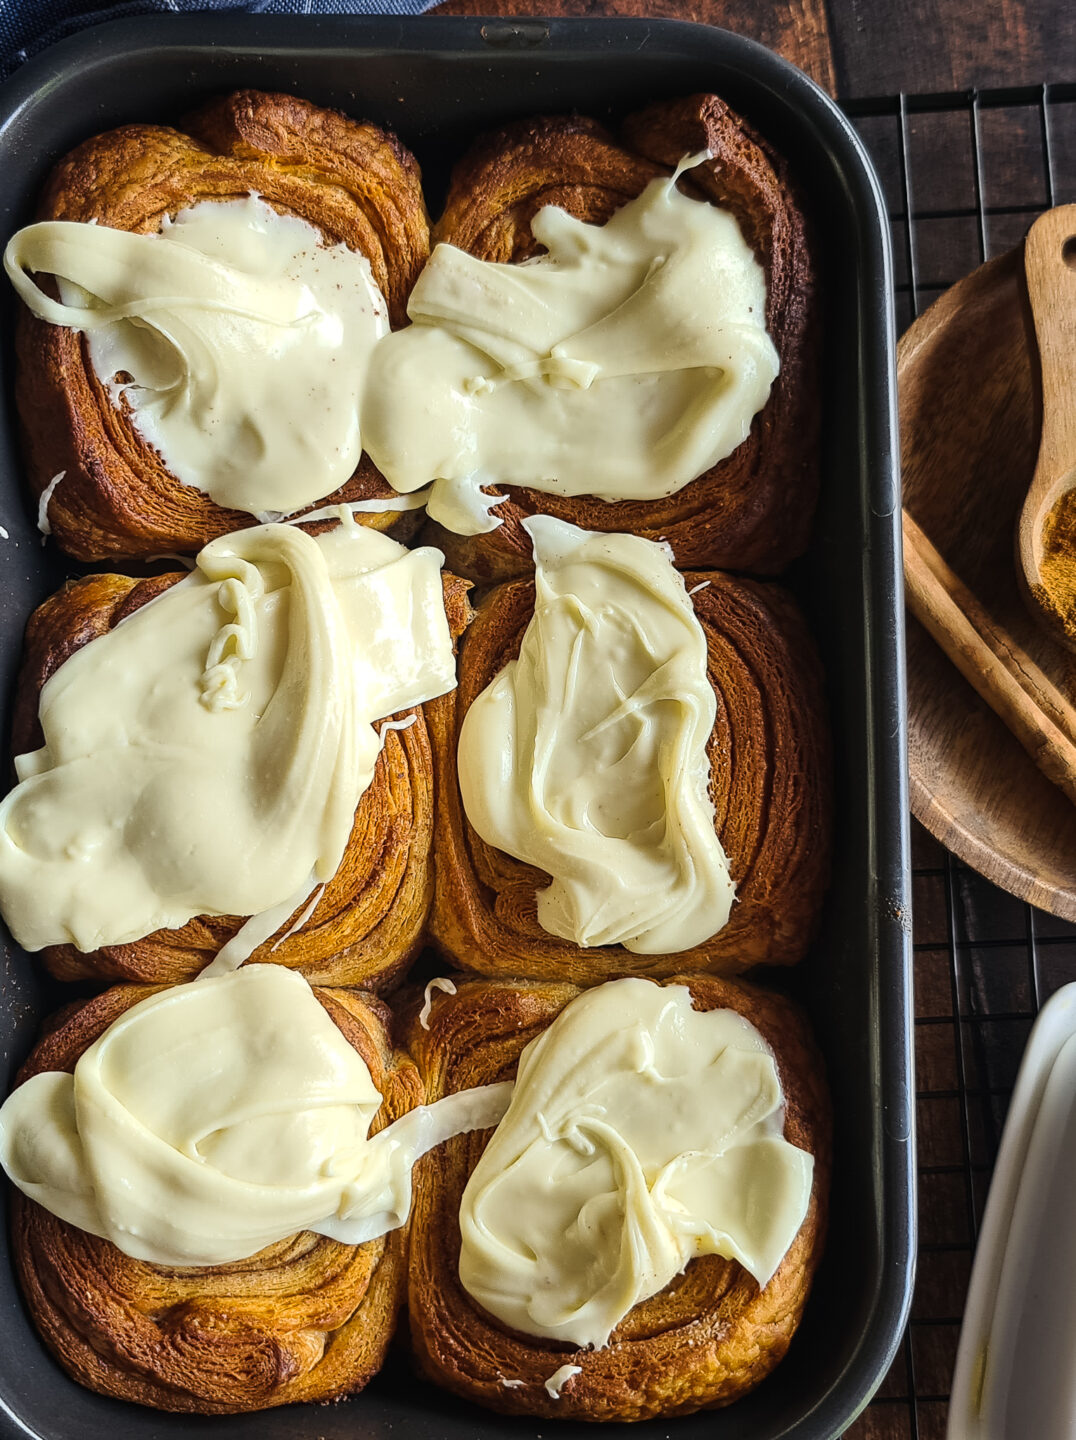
[428,0,836,92]
[426,0,1074,103]
[827,0,1076,100]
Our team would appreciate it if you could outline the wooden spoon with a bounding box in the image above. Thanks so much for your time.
[1016,204,1076,648]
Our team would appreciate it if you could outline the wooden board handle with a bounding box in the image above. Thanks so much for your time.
[1018,204,1076,588]
[1025,205,1076,505]
[903,508,1076,808]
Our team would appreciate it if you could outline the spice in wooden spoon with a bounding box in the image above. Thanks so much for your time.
[1037,488,1076,643]
[1016,204,1076,646]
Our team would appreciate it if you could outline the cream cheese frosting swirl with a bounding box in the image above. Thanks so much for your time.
[0,519,456,954]
[3,196,388,516]
[458,978,813,1350]
[0,965,511,1266]
[361,157,779,535]
[457,516,735,953]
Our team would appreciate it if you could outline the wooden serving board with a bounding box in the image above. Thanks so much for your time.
[901,246,1076,916]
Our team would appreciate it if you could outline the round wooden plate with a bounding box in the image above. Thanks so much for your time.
[901,247,1076,916]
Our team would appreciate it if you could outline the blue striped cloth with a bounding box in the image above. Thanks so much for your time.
[2,0,436,78]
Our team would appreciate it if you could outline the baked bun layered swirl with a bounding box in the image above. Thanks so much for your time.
[13,90,430,561]
[11,562,471,986]
[428,570,830,982]
[423,94,818,583]
[10,982,421,1413]
[405,975,830,1422]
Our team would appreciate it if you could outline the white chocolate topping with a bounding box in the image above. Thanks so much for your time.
[0,966,511,1266]
[0,521,455,954]
[458,978,813,1350]
[458,516,734,953]
[4,196,387,516]
[362,158,778,534]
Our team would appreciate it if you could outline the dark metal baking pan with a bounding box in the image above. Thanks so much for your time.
[0,16,911,1440]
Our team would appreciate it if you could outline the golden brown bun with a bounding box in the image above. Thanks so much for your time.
[11,982,423,1413]
[404,974,830,1422]
[422,95,819,582]
[15,90,430,562]
[428,570,830,982]
[12,560,472,987]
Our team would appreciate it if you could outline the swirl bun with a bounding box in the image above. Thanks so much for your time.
[428,569,830,982]
[14,90,431,561]
[404,974,830,1421]
[11,561,471,987]
[422,93,819,582]
[11,983,421,1413]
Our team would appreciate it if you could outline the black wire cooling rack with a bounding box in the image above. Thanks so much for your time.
[838,85,1076,1440]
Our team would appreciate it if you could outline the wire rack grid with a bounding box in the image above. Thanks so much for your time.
[835,84,1076,1440]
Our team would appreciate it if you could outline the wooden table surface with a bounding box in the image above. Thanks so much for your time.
[432,0,1074,101]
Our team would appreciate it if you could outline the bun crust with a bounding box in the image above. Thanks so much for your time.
[15,90,431,561]
[11,561,472,987]
[11,983,422,1413]
[404,974,831,1422]
[422,94,819,582]
[428,570,831,981]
